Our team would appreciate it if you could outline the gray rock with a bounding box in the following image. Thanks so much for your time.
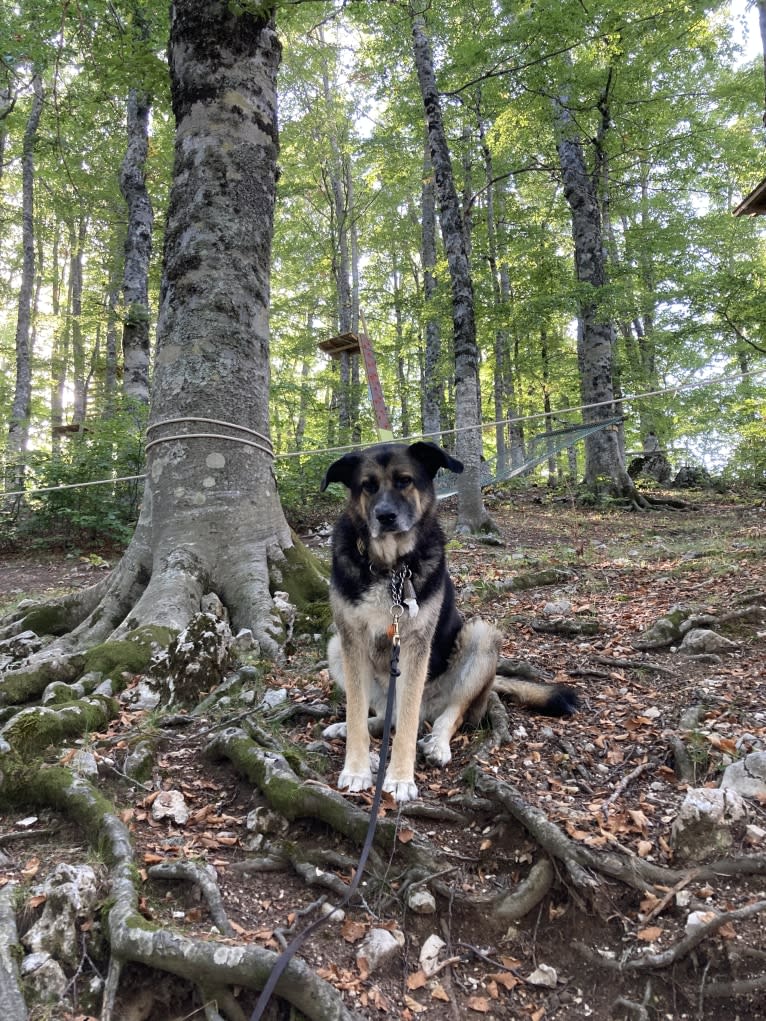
[419,933,446,976]
[21,952,68,1002]
[245,806,288,835]
[151,789,189,825]
[670,787,748,862]
[407,888,436,914]
[23,864,100,966]
[71,750,99,778]
[357,927,405,975]
[720,752,766,800]
[260,688,288,710]
[124,741,154,780]
[542,599,572,617]
[678,629,738,655]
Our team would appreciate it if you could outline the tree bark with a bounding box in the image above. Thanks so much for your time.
[411,14,492,531]
[69,216,88,427]
[553,89,634,495]
[5,74,43,505]
[421,144,442,441]
[119,87,154,406]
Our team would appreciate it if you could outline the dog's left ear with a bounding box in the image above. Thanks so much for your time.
[408,441,464,479]
[321,451,362,491]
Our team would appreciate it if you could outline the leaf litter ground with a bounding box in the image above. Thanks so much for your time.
[1,487,765,1020]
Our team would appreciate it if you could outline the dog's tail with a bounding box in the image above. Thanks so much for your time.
[492,676,579,716]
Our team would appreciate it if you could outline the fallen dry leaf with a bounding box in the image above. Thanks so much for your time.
[406,970,428,991]
[467,995,490,1013]
[431,982,450,1001]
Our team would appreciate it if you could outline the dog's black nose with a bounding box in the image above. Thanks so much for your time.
[375,509,398,529]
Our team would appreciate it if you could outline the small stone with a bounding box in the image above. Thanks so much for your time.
[320,902,345,921]
[407,888,436,914]
[260,688,288,710]
[527,963,558,987]
[124,741,154,780]
[245,807,288,835]
[419,933,446,977]
[71,750,99,778]
[152,790,189,825]
[685,909,718,935]
[357,927,404,975]
[232,628,257,654]
[746,824,766,844]
[542,599,572,617]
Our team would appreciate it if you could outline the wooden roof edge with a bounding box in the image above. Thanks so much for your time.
[733,175,766,216]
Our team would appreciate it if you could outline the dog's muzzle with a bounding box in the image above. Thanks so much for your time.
[370,495,410,536]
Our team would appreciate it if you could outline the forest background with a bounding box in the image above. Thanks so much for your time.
[0,0,765,545]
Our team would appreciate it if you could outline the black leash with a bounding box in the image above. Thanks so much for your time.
[248,618,402,1020]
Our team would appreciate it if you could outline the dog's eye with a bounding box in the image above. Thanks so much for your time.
[362,478,379,494]
[394,475,412,489]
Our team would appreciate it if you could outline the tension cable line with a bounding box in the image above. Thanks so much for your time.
[1,364,763,500]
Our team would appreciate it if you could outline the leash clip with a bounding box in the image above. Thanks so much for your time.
[388,603,403,645]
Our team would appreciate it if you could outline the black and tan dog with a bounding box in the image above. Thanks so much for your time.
[321,441,577,803]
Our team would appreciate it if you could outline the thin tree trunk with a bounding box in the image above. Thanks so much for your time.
[5,74,43,504]
[318,25,357,441]
[421,143,442,441]
[119,87,154,405]
[411,14,491,532]
[70,216,88,428]
[50,227,70,457]
[393,262,411,438]
[553,89,632,494]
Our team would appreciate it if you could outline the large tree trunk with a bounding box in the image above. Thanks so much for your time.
[16,0,325,660]
[4,74,43,505]
[411,15,492,532]
[553,91,634,495]
[119,87,154,406]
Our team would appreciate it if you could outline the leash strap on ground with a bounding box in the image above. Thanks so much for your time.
[248,641,401,1021]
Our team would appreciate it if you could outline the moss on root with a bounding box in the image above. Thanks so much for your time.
[0,655,86,707]
[2,694,118,758]
[273,535,329,609]
[18,603,75,637]
[83,624,176,678]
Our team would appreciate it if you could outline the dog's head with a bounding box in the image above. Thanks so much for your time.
[321,442,463,541]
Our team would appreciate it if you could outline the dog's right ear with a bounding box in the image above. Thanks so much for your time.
[321,452,362,491]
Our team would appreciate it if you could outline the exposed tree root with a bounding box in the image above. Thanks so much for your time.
[474,771,766,897]
[574,900,766,973]
[0,757,364,1021]
[147,860,236,937]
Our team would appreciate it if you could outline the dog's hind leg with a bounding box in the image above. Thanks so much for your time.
[419,619,501,766]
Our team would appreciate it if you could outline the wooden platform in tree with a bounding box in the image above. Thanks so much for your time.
[317,332,362,357]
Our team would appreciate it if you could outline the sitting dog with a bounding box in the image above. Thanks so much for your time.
[321,441,577,803]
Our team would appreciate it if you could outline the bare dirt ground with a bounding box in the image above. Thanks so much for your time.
[1,485,765,1021]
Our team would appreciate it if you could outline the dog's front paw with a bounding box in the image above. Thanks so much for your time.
[338,768,373,793]
[323,722,348,740]
[382,774,419,803]
[418,732,452,766]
